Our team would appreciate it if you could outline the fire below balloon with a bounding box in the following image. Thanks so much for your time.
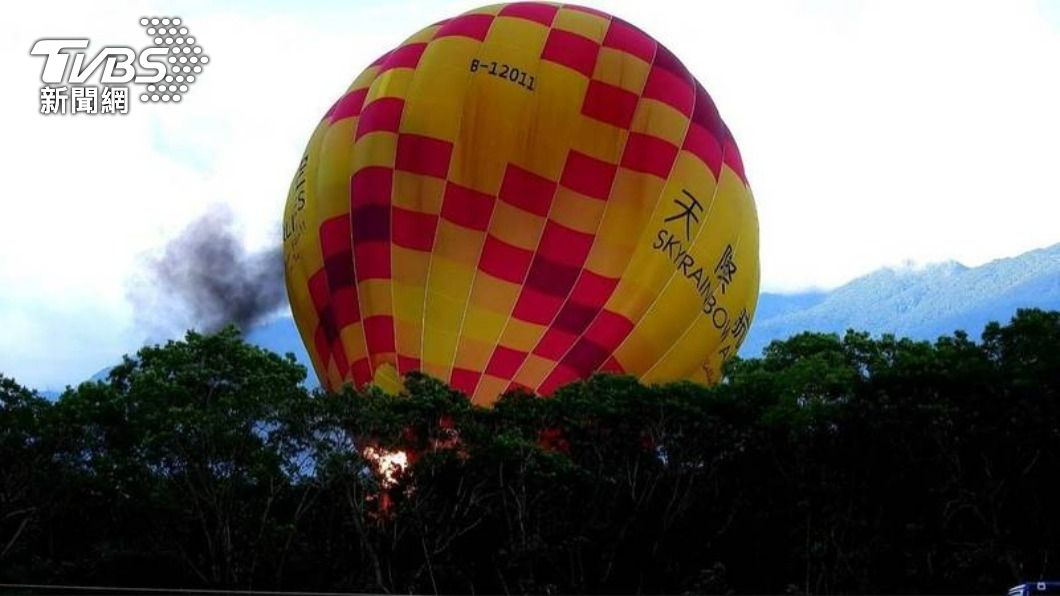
[362,446,409,487]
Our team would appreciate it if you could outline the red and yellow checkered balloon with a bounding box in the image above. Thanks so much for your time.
[283,2,759,404]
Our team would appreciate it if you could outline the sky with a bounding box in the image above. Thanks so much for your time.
[1,0,1059,389]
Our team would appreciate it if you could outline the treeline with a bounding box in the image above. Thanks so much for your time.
[1,309,1058,594]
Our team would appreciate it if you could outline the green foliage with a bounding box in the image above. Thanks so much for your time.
[0,311,1058,594]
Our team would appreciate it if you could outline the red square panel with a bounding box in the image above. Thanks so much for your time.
[499,164,556,216]
[354,241,391,280]
[643,67,694,116]
[350,204,389,243]
[560,150,616,201]
[313,325,331,370]
[351,166,394,207]
[379,42,427,72]
[308,269,331,312]
[485,346,528,378]
[541,29,599,77]
[723,138,748,184]
[356,97,404,139]
[396,134,453,179]
[621,132,678,179]
[397,354,421,373]
[392,207,438,251]
[434,13,494,40]
[602,19,655,63]
[512,285,564,325]
[450,367,482,396]
[479,234,533,284]
[584,309,634,350]
[650,43,690,79]
[536,220,594,267]
[441,183,495,231]
[569,270,618,305]
[561,337,611,376]
[553,300,599,335]
[533,327,577,359]
[332,286,361,328]
[499,2,558,26]
[524,257,580,298]
[327,87,368,122]
[582,80,638,129]
[320,215,352,257]
[351,357,373,388]
[538,364,581,396]
[682,124,723,178]
[324,253,356,289]
[691,82,725,139]
[363,315,396,353]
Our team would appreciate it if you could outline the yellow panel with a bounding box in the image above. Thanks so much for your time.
[459,305,509,344]
[644,179,760,383]
[403,24,441,45]
[553,7,609,42]
[402,37,480,140]
[488,13,551,50]
[358,279,393,319]
[497,318,546,352]
[514,61,590,180]
[469,273,521,314]
[612,156,744,376]
[339,323,368,361]
[420,359,451,381]
[394,318,422,358]
[393,171,445,214]
[511,353,555,388]
[392,279,426,319]
[352,132,398,170]
[365,67,415,104]
[584,169,666,276]
[606,278,658,322]
[631,99,689,147]
[464,3,504,16]
[571,115,627,164]
[426,256,476,301]
[490,201,544,249]
[432,220,485,266]
[392,245,431,287]
[599,155,715,329]
[549,187,605,235]
[446,17,544,195]
[348,66,379,92]
[582,235,633,279]
[592,47,650,94]
[472,375,509,406]
[316,119,359,220]
[452,335,494,371]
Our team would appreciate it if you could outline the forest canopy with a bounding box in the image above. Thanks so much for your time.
[1,309,1058,594]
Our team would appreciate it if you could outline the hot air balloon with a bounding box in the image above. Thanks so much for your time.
[283,2,759,405]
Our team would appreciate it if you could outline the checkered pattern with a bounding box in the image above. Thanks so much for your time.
[282,2,759,403]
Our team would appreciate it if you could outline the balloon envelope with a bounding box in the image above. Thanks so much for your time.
[283,2,759,404]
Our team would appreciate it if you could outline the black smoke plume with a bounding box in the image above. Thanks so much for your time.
[130,207,285,336]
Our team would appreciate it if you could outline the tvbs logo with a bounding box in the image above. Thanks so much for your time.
[31,17,209,115]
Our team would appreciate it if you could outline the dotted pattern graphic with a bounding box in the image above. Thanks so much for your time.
[283,3,760,403]
[138,17,208,103]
